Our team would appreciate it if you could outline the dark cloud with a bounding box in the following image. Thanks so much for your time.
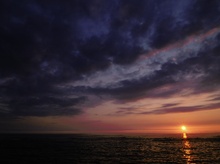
[147,0,220,48]
[0,94,86,117]
[142,103,220,115]
[88,45,220,102]
[88,66,177,101]
[161,103,179,108]
[209,96,220,102]
[114,102,220,116]
[0,0,220,117]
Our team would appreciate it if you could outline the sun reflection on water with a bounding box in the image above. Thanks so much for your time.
[182,131,198,164]
[183,139,192,164]
[183,132,187,139]
[181,126,195,163]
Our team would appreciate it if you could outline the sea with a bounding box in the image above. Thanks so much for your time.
[0,133,220,164]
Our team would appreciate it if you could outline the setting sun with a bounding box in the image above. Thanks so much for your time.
[181,126,186,131]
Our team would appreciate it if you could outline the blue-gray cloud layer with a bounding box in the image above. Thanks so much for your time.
[1,0,220,117]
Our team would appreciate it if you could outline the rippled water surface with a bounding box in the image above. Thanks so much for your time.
[1,134,220,163]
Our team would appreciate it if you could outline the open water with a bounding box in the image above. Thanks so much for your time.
[0,134,220,163]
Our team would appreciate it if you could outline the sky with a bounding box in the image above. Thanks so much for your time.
[1,0,220,134]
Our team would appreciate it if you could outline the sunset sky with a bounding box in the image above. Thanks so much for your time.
[1,0,220,134]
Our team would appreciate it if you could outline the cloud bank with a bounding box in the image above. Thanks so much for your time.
[0,0,220,117]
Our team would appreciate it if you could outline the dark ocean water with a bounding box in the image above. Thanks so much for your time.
[0,134,220,164]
